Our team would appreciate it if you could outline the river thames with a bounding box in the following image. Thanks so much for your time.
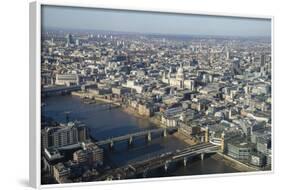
[42,95,239,178]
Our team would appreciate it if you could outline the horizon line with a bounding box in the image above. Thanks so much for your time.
[42,27,271,39]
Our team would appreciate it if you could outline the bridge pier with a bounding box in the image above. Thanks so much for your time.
[116,174,121,180]
[183,157,188,167]
[147,131,151,142]
[142,169,149,178]
[109,140,114,150]
[163,128,167,137]
[164,162,169,172]
[200,153,205,160]
[128,136,133,146]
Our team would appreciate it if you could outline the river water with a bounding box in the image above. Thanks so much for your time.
[43,95,239,178]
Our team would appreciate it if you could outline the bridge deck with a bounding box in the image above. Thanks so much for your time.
[96,143,219,180]
[42,85,81,93]
[96,127,178,146]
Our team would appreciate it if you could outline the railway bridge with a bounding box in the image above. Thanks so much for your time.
[42,85,81,96]
[97,143,219,180]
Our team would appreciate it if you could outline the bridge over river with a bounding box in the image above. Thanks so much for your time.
[42,85,81,96]
[57,127,178,151]
[96,143,219,180]
[95,127,178,149]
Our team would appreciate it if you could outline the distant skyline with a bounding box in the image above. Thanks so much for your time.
[42,5,271,37]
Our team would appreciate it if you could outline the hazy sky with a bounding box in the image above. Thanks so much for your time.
[42,5,271,37]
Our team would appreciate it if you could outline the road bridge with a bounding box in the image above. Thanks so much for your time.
[95,127,178,149]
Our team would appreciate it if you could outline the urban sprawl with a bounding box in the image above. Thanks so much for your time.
[41,31,272,184]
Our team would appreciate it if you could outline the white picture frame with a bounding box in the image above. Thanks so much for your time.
[30,0,274,189]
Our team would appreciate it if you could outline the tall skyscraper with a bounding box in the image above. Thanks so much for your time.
[66,33,74,46]
[232,58,242,75]
[226,51,230,60]
[261,54,266,66]
[225,47,230,60]
[75,39,80,46]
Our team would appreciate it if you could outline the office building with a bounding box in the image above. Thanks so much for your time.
[55,74,80,86]
[41,122,88,149]
[73,143,103,167]
[227,140,253,160]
